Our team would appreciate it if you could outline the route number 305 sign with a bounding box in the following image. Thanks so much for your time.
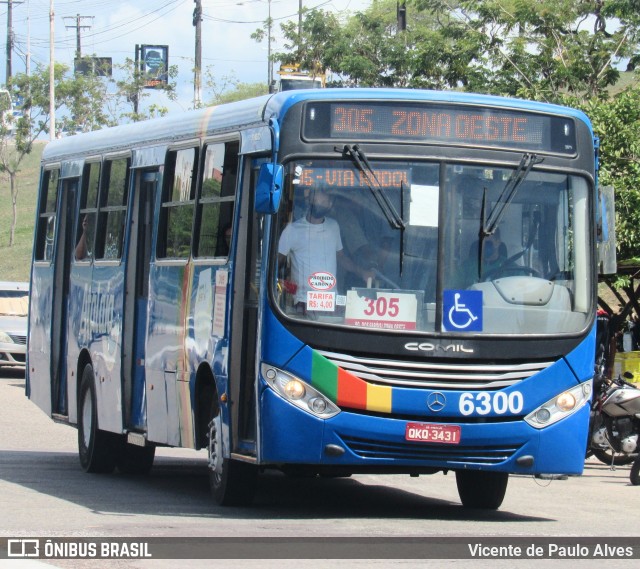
[345,290,418,330]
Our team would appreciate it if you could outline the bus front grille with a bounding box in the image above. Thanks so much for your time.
[318,350,553,390]
[340,435,519,465]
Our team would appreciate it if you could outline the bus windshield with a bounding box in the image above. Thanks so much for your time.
[273,159,592,335]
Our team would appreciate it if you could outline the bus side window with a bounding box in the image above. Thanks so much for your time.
[74,162,100,261]
[94,157,130,261]
[35,168,59,262]
[157,148,198,259]
[195,141,239,259]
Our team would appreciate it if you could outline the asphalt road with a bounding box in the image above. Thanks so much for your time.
[1,367,639,568]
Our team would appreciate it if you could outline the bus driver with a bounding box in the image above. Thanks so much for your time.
[278,189,374,314]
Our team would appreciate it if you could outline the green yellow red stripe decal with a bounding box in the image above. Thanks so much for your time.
[311,351,337,400]
[311,350,392,413]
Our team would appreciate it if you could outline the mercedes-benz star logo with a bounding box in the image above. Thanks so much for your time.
[427,392,446,413]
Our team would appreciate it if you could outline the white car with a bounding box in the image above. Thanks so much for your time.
[0,281,28,369]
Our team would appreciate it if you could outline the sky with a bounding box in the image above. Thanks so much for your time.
[0,0,372,114]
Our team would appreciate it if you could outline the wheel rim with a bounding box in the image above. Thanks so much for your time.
[81,388,93,448]
[207,413,223,482]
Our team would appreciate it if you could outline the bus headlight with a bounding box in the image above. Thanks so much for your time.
[0,330,12,343]
[524,380,592,429]
[284,379,305,400]
[261,363,340,419]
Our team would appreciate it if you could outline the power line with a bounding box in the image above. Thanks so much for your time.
[66,1,187,46]
[15,1,186,48]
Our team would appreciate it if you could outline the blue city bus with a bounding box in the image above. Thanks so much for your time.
[27,89,607,509]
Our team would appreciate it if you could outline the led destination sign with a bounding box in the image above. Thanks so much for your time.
[295,167,409,189]
[303,101,576,154]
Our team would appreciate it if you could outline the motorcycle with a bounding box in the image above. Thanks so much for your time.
[588,371,640,467]
[632,454,640,485]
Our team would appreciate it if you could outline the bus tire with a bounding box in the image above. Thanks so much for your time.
[207,401,257,506]
[116,441,155,475]
[455,470,508,510]
[630,456,640,486]
[78,364,117,474]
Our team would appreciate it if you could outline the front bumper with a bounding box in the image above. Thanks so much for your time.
[259,386,589,475]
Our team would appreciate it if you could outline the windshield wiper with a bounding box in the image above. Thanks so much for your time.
[482,153,542,236]
[339,144,406,230]
[477,153,542,279]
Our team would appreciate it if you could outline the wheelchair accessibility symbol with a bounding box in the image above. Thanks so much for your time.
[443,290,483,332]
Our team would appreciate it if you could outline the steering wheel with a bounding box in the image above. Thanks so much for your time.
[483,262,542,280]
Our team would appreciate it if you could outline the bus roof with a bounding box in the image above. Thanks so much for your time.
[264,88,593,129]
[42,88,592,163]
[42,94,273,163]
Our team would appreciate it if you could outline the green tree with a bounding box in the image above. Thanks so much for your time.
[251,11,276,88]
[412,0,640,101]
[214,83,268,104]
[582,87,640,261]
[273,8,345,82]
[114,57,178,122]
[0,64,68,246]
[272,1,640,98]
[201,66,267,105]
[0,59,178,247]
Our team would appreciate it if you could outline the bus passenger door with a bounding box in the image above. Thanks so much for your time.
[229,163,262,456]
[122,169,157,431]
[51,178,79,416]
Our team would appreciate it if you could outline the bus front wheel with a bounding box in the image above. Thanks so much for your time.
[455,470,508,510]
[78,364,117,474]
[207,401,257,506]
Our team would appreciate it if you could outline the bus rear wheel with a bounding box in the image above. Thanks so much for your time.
[78,364,117,474]
[207,401,257,506]
[455,470,508,510]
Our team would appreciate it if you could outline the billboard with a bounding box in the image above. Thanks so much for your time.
[140,45,169,88]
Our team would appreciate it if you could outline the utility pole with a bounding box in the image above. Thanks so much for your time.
[297,0,302,62]
[193,0,202,107]
[49,0,55,140]
[63,14,93,60]
[397,1,407,31]
[6,0,13,85]
[2,0,25,85]
[26,0,29,78]
[267,0,272,88]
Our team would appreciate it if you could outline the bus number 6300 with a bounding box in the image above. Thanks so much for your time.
[459,391,524,416]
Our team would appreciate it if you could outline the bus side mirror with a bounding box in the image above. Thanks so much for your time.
[597,185,616,276]
[255,162,283,214]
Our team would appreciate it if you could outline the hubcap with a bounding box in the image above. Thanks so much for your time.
[82,389,92,448]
